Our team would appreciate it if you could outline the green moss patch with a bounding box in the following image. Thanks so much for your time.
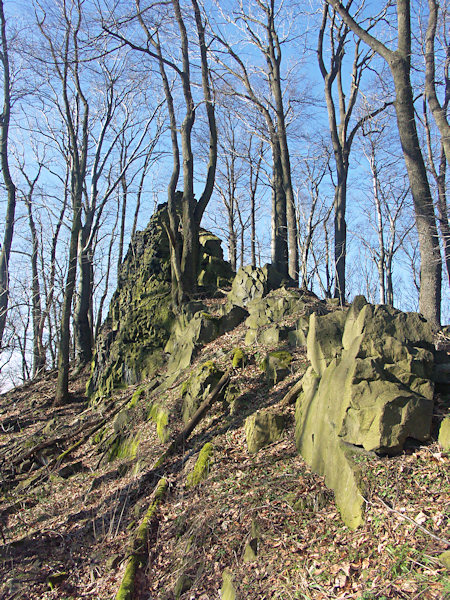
[187,442,213,488]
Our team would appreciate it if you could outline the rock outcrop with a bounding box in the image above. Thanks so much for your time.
[88,202,235,402]
[295,296,435,528]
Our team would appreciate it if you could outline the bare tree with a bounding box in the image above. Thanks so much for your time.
[36,0,88,403]
[212,0,301,279]
[104,0,218,305]
[327,0,442,327]
[0,0,17,350]
[425,0,450,163]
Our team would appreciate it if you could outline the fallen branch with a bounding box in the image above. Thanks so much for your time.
[154,369,231,468]
[15,393,138,492]
[369,495,450,546]
[280,377,304,406]
[115,477,167,600]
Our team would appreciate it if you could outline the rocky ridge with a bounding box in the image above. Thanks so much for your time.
[0,211,449,600]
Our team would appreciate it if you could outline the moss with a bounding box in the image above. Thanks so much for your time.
[232,347,246,368]
[47,572,68,590]
[268,350,292,363]
[187,442,213,488]
[201,312,221,322]
[108,434,140,462]
[148,403,170,443]
[115,478,167,600]
[129,388,145,408]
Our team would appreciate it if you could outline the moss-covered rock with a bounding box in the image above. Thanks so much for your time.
[148,403,170,443]
[221,569,237,600]
[165,304,248,377]
[439,550,450,569]
[181,361,224,423]
[108,433,140,462]
[260,351,292,385]
[232,348,246,368]
[88,201,234,402]
[245,410,287,453]
[88,203,174,402]
[187,442,213,487]
[242,519,261,563]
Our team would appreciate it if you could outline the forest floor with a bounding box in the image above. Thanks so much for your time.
[0,313,449,600]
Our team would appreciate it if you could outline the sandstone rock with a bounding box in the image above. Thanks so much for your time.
[296,365,365,529]
[260,350,292,385]
[221,569,236,600]
[306,310,346,377]
[296,296,435,528]
[226,264,286,308]
[165,304,248,376]
[245,410,287,453]
[438,416,450,450]
[181,361,224,423]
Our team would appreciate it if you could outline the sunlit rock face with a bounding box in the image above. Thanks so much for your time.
[295,296,435,528]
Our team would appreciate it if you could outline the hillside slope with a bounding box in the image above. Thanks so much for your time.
[0,290,448,600]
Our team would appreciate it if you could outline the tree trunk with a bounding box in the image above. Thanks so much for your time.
[390,53,441,326]
[26,200,46,376]
[326,0,442,328]
[436,148,450,287]
[271,142,288,276]
[74,241,93,366]
[55,199,82,404]
[0,0,15,349]
[228,210,237,272]
[334,177,347,304]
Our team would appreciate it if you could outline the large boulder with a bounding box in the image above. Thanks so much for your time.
[226,264,286,308]
[181,361,224,423]
[245,410,287,453]
[295,296,435,528]
[165,304,248,377]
